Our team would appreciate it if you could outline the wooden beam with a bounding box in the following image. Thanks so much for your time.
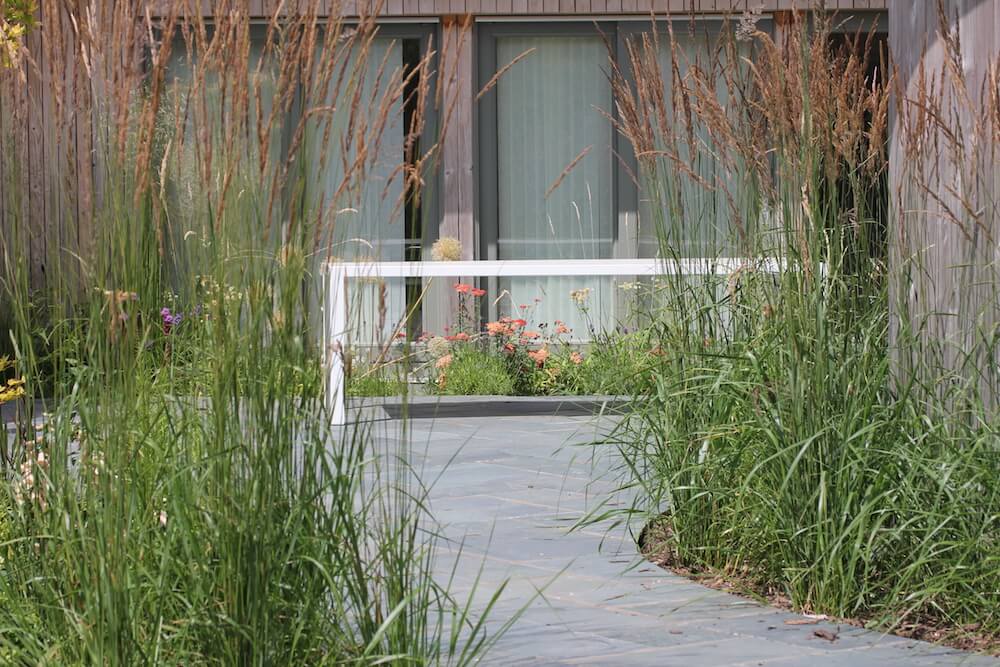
[422,15,476,334]
[438,15,475,262]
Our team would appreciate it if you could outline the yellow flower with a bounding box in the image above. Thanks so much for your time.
[0,21,26,69]
[0,356,25,405]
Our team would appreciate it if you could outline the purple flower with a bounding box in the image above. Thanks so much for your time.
[161,307,174,334]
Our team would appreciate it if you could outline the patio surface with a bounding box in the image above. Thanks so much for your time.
[363,397,1000,667]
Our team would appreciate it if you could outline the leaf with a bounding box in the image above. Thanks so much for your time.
[813,629,839,642]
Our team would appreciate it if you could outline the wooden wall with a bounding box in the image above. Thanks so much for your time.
[0,1,147,297]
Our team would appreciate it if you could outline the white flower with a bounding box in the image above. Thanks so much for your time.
[431,236,462,262]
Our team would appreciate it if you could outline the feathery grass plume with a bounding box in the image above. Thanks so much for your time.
[0,1,513,662]
[588,12,1000,648]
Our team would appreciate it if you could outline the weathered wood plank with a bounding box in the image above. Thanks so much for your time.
[26,13,46,290]
[429,16,475,331]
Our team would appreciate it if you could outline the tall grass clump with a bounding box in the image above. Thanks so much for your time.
[0,2,505,663]
[597,13,1000,646]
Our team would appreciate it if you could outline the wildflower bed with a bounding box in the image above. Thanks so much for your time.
[345,279,662,398]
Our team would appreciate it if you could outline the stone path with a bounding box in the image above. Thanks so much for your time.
[375,399,999,667]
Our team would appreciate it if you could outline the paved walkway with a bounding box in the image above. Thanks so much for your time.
[381,401,1000,667]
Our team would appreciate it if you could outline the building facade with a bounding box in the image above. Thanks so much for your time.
[0,1,887,336]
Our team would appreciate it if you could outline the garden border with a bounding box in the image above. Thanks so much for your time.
[323,257,783,424]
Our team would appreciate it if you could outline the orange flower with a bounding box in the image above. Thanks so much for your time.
[435,354,453,369]
[512,318,527,328]
[521,330,540,340]
[486,321,513,337]
[570,351,583,365]
[471,288,486,298]
[502,343,516,355]
[453,283,472,294]
[527,347,549,367]
[555,323,570,335]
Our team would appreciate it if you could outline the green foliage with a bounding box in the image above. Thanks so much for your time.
[0,1,35,69]
[589,17,1000,647]
[604,276,1000,639]
[0,8,511,662]
[347,367,408,397]
[437,346,516,396]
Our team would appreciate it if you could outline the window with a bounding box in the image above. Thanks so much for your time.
[478,20,746,335]
[478,23,617,336]
[164,23,437,346]
[307,25,437,347]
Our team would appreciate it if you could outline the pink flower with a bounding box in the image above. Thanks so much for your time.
[446,332,471,342]
[570,351,583,365]
[453,283,472,294]
[555,323,570,335]
[487,321,513,337]
[512,318,527,328]
[527,347,549,367]
[471,287,486,298]
[520,331,540,341]
[435,354,453,369]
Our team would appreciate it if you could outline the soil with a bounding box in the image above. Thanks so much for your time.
[637,515,1000,656]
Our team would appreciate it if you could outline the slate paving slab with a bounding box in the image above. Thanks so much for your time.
[354,399,1000,666]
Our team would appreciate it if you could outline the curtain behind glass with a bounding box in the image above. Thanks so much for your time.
[163,35,282,289]
[496,35,614,338]
[633,28,747,338]
[314,36,406,349]
[636,30,742,260]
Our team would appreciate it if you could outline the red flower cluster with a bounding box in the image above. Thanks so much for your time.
[486,317,527,337]
[453,283,486,297]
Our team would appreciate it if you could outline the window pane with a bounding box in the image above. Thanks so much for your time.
[496,35,614,337]
[635,30,744,260]
[314,36,407,347]
[162,33,282,279]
